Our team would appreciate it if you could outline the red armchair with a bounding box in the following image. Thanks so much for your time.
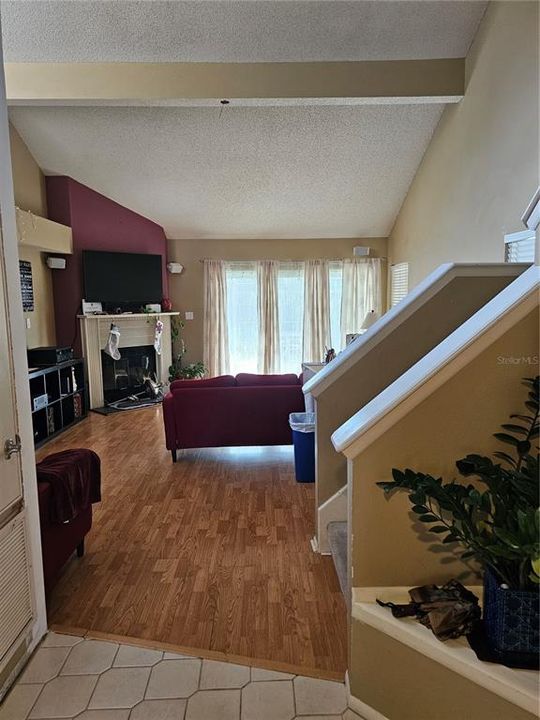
[36,449,101,592]
[163,373,305,461]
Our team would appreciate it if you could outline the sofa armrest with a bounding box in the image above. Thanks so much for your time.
[162,392,178,450]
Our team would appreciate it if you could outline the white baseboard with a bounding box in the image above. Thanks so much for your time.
[348,694,389,720]
[317,484,348,554]
[346,671,390,720]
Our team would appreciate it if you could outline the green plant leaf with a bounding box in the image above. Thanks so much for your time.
[493,528,520,549]
[493,433,519,447]
[419,514,438,522]
[500,424,529,436]
[430,526,448,534]
[493,451,517,467]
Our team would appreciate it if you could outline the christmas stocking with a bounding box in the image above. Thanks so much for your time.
[104,324,121,360]
[154,319,164,355]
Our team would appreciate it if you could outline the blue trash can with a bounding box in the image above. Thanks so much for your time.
[289,412,315,483]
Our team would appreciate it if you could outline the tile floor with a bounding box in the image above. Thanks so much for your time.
[0,633,365,720]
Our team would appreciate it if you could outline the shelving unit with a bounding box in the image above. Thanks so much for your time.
[28,359,88,448]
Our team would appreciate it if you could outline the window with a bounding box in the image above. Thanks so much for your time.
[390,262,409,306]
[277,263,304,374]
[328,262,343,352]
[225,262,258,375]
[504,230,536,263]
[223,258,379,375]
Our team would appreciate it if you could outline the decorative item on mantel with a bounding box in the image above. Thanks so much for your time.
[377,376,539,669]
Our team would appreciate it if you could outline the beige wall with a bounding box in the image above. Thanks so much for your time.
[348,305,539,718]
[350,621,536,720]
[388,1,539,290]
[167,236,387,365]
[9,123,56,348]
[350,307,539,589]
[316,271,524,506]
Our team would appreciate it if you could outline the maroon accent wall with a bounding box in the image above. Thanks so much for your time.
[46,177,168,351]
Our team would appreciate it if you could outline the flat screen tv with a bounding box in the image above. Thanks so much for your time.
[83,250,163,305]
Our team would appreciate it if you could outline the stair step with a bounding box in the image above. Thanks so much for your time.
[327,521,348,597]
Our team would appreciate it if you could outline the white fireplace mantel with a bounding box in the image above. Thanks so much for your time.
[78,312,179,409]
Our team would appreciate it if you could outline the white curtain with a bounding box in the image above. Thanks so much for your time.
[340,258,382,346]
[257,260,280,373]
[203,259,230,377]
[303,259,331,362]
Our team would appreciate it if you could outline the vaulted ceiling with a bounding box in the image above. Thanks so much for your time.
[1,1,487,239]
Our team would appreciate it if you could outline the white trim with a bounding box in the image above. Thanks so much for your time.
[332,265,540,457]
[348,694,389,720]
[345,672,390,720]
[317,484,348,554]
[303,263,528,398]
[522,186,540,232]
[0,22,47,663]
[351,588,538,715]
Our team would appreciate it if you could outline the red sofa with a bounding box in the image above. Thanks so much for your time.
[163,373,305,461]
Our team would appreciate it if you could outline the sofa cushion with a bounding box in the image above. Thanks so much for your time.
[236,373,299,386]
[170,375,236,390]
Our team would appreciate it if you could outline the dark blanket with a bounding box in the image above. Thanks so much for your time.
[36,449,101,524]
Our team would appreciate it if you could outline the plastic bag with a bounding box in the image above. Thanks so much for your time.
[289,412,315,433]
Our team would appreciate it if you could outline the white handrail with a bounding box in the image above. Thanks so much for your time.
[303,262,529,398]
[332,264,540,457]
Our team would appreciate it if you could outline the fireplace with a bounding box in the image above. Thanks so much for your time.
[101,345,156,403]
[78,312,178,409]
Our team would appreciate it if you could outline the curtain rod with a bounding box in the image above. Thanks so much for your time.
[198,257,387,263]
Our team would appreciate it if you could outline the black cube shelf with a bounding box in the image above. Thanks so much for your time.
[28,359,88,448]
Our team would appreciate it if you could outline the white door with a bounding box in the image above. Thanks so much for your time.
[0,13,47,687]
[0,226,24,515]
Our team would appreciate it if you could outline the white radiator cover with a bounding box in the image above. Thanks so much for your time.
[0,512,33,664]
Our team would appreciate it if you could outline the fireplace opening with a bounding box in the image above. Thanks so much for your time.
[101,345,156,404]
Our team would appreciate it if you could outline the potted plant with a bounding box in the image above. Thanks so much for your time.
[377,376,539,659]
[168,317,206,382]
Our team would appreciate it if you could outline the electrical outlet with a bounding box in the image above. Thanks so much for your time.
[185,311,194,320]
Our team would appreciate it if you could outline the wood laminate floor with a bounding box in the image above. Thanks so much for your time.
[36,407,347,677]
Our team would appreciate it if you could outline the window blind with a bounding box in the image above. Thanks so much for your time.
[504,231,536,263]
[390,262,409,306]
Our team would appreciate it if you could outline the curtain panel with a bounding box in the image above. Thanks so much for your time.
[257,260,280,373]
[340,258,382,345]
[203,259,230,377]
[302,259,331,363]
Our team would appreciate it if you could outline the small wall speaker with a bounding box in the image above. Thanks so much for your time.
[46,256,66,270]
[167,262,184,274]
[353,246,370,257]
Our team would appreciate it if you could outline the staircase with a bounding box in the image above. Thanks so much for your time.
[332,265,540,720]
[327,521,348,598]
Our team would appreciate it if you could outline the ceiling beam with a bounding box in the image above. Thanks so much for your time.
[5,59,464,107]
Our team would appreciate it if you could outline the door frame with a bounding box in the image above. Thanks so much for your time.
[0,19,47,660]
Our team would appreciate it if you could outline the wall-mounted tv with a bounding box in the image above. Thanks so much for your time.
[83,250,163,305]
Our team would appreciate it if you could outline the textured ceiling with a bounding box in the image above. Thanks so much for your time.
[10,104,445,239]
[3,1,486,239]
[1,0,487,63]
